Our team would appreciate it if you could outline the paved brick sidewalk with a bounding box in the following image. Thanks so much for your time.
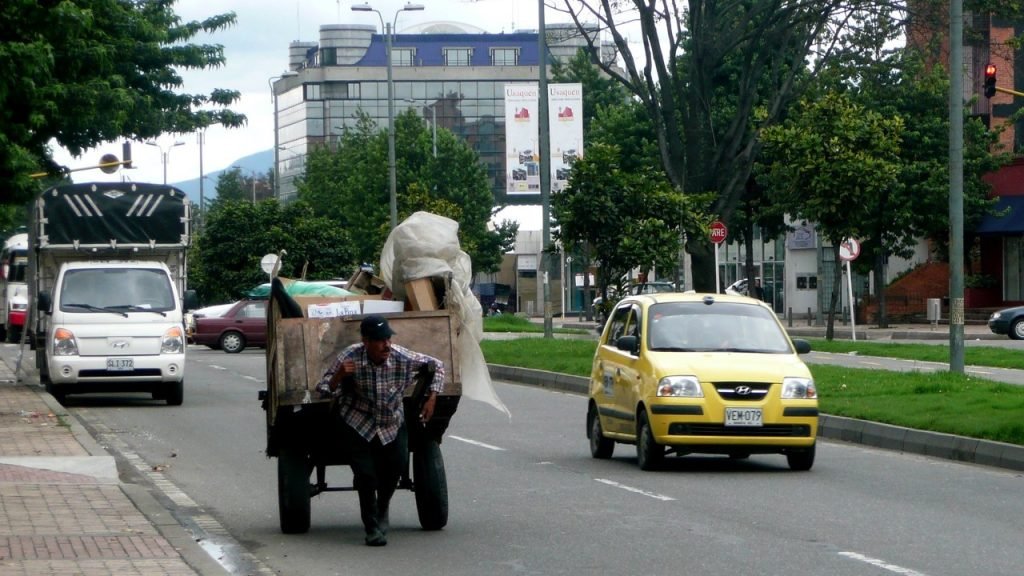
[0,355,218,576]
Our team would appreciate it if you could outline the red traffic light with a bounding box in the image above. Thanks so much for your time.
[984,64,997,98]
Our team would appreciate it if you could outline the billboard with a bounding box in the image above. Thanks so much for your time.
[504,83,583,195]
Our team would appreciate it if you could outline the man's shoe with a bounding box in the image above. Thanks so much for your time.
[364,529,387,547]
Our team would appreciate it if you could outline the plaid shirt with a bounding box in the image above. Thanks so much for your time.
[317,343,445,444]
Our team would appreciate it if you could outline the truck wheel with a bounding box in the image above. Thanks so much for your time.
[164,381,184,406]
[277,449,311,534]
[413,439,448,530]
[45,381,66,404]
[220,331,246,353]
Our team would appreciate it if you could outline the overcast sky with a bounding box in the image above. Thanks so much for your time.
[51,0,596,229]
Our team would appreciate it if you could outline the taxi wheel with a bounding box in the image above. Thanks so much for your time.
[786,444,815,471]
[589,409,614,459]
[636,411,664,471]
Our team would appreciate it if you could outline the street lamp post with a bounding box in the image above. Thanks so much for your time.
[403,98,436,157]
[145,140,185,185]
[352,2,425,229]
[269,71,298,200]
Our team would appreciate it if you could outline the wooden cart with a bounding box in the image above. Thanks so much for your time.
[259,286,461,534]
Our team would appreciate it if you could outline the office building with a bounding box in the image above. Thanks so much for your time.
[270,20,615,204]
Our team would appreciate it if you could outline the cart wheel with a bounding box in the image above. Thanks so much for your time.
[277,449,312,534]
[413,439,448,530]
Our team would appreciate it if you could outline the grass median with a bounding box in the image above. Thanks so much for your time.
[479,331,1024,446]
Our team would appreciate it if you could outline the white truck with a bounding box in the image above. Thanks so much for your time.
[28,182,197,405]
[0,232,29,343]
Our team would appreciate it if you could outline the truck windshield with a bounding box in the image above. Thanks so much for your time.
[60,268,175,313]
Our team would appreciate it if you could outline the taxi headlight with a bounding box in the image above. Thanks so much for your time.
[53,328,78,356]
[781,377,817,399]
[11,302,27,311]
[161,326,184,354]
[990,312,1001,320]
[657,376,703,397]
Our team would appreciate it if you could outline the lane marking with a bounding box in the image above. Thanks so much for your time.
[449,435,505,451]
[595,478,675,501]
[838,551,931,576]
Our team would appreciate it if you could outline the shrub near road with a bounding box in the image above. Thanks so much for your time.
[479,337,1024,447]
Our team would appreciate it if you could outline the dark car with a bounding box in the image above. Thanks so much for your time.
[592,281,676,324]
[988,306,1024,339]
[192,299,267,353]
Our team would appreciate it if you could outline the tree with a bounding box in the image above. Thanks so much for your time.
[759,91,904,339]
[299,110,516,274]
[555,0,862,290]
[188,199,356,304]
[552,142,694,311]
[0,1,244,207]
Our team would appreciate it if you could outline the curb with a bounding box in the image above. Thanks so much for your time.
[487,364,1024,472]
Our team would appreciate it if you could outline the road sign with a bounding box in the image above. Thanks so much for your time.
[839,238,861,262]
[260,253,280,274]
[710,221,728,245]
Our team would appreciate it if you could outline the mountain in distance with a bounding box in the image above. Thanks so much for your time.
[171,149,273,206]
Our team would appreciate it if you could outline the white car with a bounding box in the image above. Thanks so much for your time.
[185,302,235,342]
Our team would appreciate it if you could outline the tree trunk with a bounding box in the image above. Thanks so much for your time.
[688,240,716,292]
[874,247,888,328]
[826,244,842,340]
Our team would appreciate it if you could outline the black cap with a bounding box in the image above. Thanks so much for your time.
[360,315,395,340]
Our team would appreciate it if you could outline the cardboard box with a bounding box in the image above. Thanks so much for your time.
[406,278,440,311]
[363,299,406,314]
[346,269,388,295]
[293,294,384,318]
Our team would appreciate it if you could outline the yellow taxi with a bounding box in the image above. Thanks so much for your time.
[587,292,818,470]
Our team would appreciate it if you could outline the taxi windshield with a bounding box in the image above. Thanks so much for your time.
[646,301,791,353]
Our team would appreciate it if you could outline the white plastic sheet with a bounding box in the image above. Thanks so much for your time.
[380,212,510,418]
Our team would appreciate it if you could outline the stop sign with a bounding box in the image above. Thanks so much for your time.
[710,221,728,245]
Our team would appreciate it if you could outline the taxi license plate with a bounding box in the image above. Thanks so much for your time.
[725,407,762,427]
[107,358,134,371]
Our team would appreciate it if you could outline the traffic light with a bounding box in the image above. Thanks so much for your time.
[984,64,997,98]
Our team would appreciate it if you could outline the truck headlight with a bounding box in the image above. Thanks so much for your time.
[781,377,817,399]
[161,326,184,354]
[53,328,78,356]
[657,376,703,397]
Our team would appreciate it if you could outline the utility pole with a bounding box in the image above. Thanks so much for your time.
[948,0,965,372]
[538,0,553,338]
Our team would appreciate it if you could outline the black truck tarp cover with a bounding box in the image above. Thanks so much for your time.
[39,182,189,248]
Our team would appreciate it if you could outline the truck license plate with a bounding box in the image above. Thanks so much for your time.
[107,358,134,371]
[725,407,762,427]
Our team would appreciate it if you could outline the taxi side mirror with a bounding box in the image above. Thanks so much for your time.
[792,339,811,354]
[615,334,639,355]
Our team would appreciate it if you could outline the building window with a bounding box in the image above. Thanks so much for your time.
[444,47,472,66]
[305,83,322,101]
[320,47,337,66]
[491,48,518,66]
[323,82,360,100]
[392,48,415,67]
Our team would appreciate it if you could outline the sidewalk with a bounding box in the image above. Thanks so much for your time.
[0,353,226,576]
